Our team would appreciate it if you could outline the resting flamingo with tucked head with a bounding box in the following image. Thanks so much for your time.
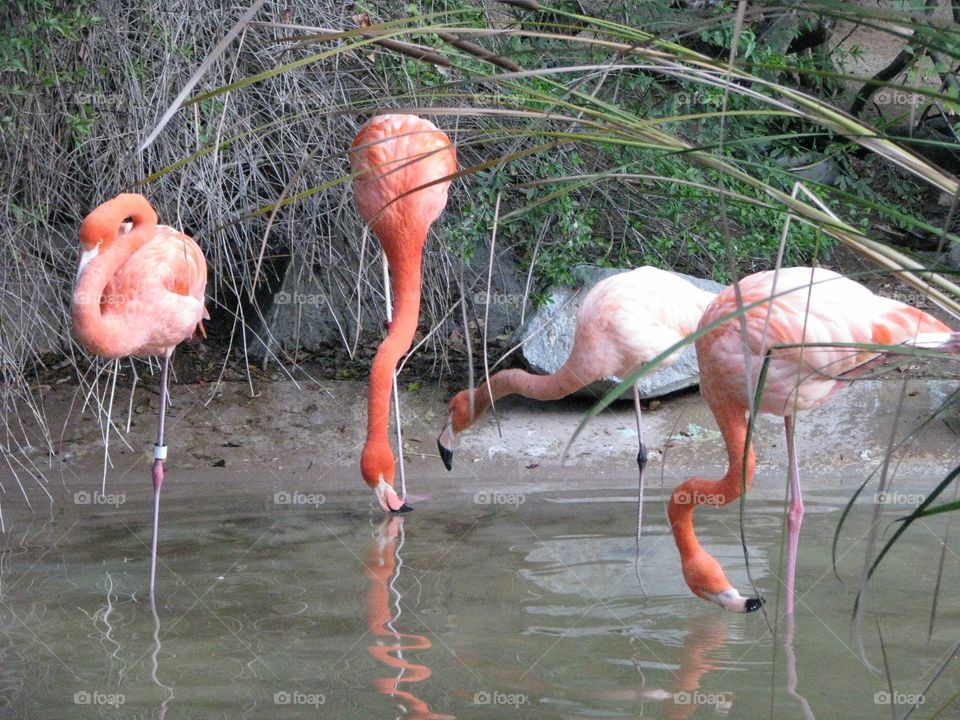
[669,267,959,613]
[71,193,207,594]
[350,114,457,513]
[438,266,717,514]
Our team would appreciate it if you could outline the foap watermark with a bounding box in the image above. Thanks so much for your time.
[673,90,725,107]
[73,91,127,111]
[73,289,141,305]
[273,291,325,307]
[74,690,125,707]
[474,490,525,507]
[473,690,529,707]
[875,491,925,507]
[673,490,725,506]
[274,690,325,706]
[874,691,924,706]
[74,490,125,507]
[674,690,730,710]
[473,291,525,309]
[877,289,930,307]
[274,490,325,508]
[873,90,925,106]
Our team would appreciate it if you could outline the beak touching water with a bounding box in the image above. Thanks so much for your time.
[437,415,454,471]
[375,478,412,514]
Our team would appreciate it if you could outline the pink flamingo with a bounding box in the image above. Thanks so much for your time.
[72,193,207,594]
[669,267,959,613]
[438,267,717,515]
[350,114,456,513]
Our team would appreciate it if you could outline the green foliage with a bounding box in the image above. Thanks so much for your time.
[0,1,102,148]
[0,1,100,81]
[377,1,859,293]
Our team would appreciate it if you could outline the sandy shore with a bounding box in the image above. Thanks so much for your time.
[3,376,957,524]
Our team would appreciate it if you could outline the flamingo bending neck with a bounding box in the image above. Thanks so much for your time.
[72,195,159,358]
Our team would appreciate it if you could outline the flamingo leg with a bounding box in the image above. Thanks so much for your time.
[632,384,649,593]
[632,384,646,539]
[383,253,407,504]
[784,415,803,616]
[149,353,170,596]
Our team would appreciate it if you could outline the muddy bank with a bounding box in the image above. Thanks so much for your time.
[3,376,958,524]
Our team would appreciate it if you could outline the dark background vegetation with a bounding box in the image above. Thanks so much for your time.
[2,0,959,438]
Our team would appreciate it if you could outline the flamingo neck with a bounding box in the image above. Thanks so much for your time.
[669,401,755,558]
[459,365,587,431]
[363,250,424,483]
[71,228,153,358]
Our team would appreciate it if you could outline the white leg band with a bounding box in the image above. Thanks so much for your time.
[154,444,168,460]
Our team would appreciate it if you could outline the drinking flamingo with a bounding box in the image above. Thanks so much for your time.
[669,266,959,613]
[438,266,717,526]
[350,114,457,513]
[71,193,207,594]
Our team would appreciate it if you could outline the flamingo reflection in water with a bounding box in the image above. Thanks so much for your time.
[366,516,455,720]
[660,613,812,719]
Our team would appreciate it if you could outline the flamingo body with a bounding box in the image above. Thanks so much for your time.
[350,114,457,512]
[71,193,207,595]
[697,268,949,416]
[670,267,957,612]
[72,194,207,358]
[440,267,717,459]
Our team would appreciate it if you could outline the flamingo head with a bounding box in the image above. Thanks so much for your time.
[77,193,157,279]
[436,389,490,471]
[680,548,763,613]
[361,442,411,514]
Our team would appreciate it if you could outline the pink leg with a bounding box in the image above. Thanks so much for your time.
[784,415,803,615]
[149,354,170,597]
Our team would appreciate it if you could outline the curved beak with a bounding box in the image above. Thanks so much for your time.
[375,479,412,514]
[437,415,454,471]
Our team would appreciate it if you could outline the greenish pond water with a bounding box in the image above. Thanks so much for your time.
[0,481,955,719]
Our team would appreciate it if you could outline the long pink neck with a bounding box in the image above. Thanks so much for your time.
[466,363,590,423]
[72,228,153,359]
[669,400,755,558]
[365,238,425,453]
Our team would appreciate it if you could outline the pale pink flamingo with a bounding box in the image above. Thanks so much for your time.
[350,114,456,513]
[72,193,207,594]
[669,267,959,613]
[438,266,717,521]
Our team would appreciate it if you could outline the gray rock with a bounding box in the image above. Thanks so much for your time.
[514,266,725,400]
[462,240,528,339]
[248,258,356,363]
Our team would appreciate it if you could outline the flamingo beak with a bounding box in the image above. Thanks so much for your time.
[375,478,412,514]
[75,246,99,280]
[703,588,764,613]
[437,415,454,471]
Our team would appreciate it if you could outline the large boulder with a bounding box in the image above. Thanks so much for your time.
[514,266,725,399]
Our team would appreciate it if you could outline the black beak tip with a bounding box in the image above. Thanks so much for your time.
[438,440,453,472]
[391,503,413,514]
[745,596,764,613]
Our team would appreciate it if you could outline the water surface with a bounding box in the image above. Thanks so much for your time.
[0,478,956,719]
